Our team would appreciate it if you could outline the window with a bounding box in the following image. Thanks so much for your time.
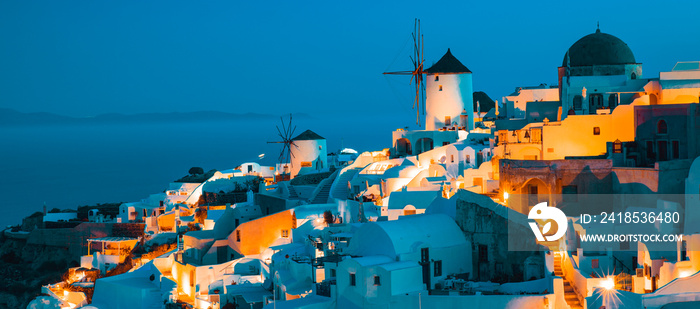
[658,141,668,161]
[445,116,451,126]
[631,72,637,80]
[573,95,583,110]
[613,139,623,154]
[319,145,322,150]
[592,259,599,269]
[531,128,542,143]
[235,219,240,227]
[434,260,442,277]
[373,275,381,286]
[465,155,471,164]
[442,141,449,146]
[330,269,336,278]
[589,94,603,114]
[646,141,655,160]
[281,229,289,238]
[593,127,600,135]
[478,245,488,262]
[608,93,618,109]
[236,230,241,242]
[435,75,439,81]
[451,155,454,163]
[421,248,430,263]
[350,273,356,286]
[672,141,680,159]
[681,240,689,261]
[404,209,416,216]
[439,85,443,91]
[658,120,668,134]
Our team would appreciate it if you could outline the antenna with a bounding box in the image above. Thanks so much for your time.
[383,18,426,126]
[267,114,299,178]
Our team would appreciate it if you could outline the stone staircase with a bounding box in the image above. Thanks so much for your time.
[553,251,583,309]
[329,166,362,200]
[309,170,339,204]
[287,183,300,199]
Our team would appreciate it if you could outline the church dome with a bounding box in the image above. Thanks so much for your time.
[562,29,636,67]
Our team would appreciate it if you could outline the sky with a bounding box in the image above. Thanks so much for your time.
[2,0,700,119]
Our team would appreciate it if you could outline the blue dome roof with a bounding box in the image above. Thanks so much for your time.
[563,29,636,67]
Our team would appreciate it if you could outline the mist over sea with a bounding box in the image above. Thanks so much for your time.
[0,112,410,228]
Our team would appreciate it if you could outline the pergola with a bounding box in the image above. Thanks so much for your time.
[87,237,138,256]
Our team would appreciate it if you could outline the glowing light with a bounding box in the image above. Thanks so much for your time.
[503,192,509,200]
[679,271,693,278]
[600,277,614,290]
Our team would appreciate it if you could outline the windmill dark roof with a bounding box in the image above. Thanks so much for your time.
[292,129,325,141]
[424,48,471,74]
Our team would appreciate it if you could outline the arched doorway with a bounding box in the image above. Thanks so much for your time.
[396,138,412,156]
[650,93,658,105]
[416,137,434,154]
[514,178,551,214]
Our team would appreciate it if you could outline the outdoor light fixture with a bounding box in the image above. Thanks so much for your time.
[600,277,614,290]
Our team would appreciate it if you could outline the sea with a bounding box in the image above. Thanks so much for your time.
[0,112,412,228]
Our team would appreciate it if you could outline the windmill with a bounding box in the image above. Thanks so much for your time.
[267,114,298,181]
[384,18,427,126]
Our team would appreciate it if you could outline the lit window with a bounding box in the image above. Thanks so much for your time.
[593,127,600,135]
[613,140,622,154]
[319,145,322,150]
[439,85,443,91]
[451,155,454,163]
[374,275,380,286]
[236,230,241,242]
[592,259,599,269]
[435,75,439,81]
[281,229,289,238]
[445,116,451,126]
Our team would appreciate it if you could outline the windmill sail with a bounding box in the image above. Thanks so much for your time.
[267,114,298,180]
[383,18,426,126]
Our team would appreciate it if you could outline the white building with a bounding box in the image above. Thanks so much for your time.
[424,48,474,131]
[290,130,327,178]
[345,214,471,290]
[503,84,559,119]
[336,255,424,309]
[559,28,646,119]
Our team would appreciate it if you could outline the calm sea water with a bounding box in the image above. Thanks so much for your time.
[0,114,409,228]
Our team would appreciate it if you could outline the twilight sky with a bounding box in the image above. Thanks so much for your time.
[2,0,699,119]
